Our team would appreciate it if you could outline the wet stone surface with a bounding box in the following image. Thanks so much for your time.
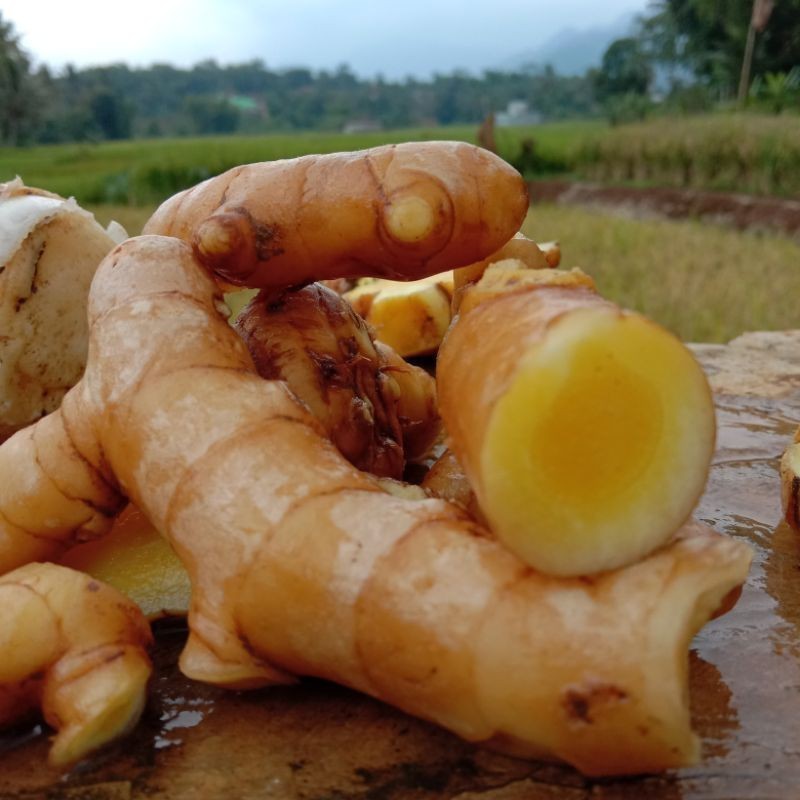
[1,330,799,799]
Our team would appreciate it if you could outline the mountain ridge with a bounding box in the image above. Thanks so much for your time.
[501,12,637,75]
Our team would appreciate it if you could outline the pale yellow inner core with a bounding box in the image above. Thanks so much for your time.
[532,333,662,507]
[480,306,713,574]
[384,195,436,243]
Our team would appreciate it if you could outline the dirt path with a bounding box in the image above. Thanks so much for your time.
[529,179,800,239]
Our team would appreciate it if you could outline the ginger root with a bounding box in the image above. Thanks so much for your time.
[438,263,716,576]
[0,145,751,775]
[234,282,439,478]
[373,341,439,462]
[143,141,528,287]
[0,562,151,766]
[0,233,750,776]
[421,448,486,524]
[0,179,126,442]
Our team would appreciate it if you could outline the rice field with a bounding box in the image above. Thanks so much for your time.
[574,113,800,198]
[0,121,596,206]
[3,114,799,204]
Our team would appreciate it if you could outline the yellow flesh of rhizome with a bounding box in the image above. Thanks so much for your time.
[61,506,190,619]
[480,307,714,576]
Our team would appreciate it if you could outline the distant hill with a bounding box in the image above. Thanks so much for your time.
[503,13,637,76]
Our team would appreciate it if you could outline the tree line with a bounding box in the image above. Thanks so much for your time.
[594,0,800,122]
[1,0,798,146]
[0,50,596,145]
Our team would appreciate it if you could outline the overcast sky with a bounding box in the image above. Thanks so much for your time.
[2,0,650,79]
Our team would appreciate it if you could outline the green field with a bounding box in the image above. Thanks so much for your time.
[574,113,800,197]
[0,122,599,207]
[4,118,798,345]
[4,114,799,204]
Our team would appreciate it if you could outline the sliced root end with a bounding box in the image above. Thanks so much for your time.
[480,307,715,576]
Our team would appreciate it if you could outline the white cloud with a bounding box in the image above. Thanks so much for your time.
[2,0,649,77]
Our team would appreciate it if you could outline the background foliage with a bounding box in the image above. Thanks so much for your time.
[0,1,798,146]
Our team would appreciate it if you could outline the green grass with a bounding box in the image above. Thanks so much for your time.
[4,114,800,203]
[574,113,800,197]
[523,205,800,343]
[0,121,600,207]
